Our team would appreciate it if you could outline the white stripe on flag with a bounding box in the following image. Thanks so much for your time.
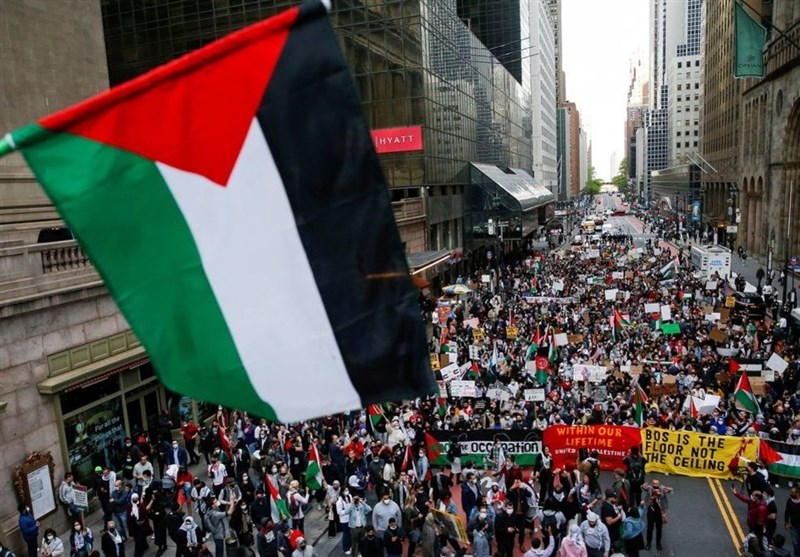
[159,119,361,422]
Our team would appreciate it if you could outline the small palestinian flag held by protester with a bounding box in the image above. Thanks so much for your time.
[425,433,444,463]
[401,444,418,479]
[526,327,542,361]
[733,371,761,415]
[367,404,386,435]
[632,384,648,426]
[658,257,680,279]
[265,475,290,523]
[0,0,436,423]
[305,443,324,491]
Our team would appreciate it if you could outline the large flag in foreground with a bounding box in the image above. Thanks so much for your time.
[0,0,435,422]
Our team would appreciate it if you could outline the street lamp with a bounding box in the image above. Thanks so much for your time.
[727,185,738,252]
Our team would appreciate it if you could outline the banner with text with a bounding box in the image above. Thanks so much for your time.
[641,428,758,479]
[429,430,542,467]
[543,425,642,471]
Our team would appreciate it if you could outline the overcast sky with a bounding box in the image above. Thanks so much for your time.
[561,0,650,181]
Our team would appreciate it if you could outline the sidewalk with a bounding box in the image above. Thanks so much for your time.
[58,459,331,557]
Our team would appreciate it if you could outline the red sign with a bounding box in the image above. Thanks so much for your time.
[543,425,642,471]
[371,125,424,153]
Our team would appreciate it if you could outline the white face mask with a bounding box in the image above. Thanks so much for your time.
[478,512,487,519]
[383,499,391,505]
[46,536,54,542]
[505,508,513,515]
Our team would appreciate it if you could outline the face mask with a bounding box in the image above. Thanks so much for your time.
[242,475,249,481]
[383,499,391,505]
[173,443,179,449]
[389,526,397,532]
[240,505,247,511]
[271,467,277,473]
[478,512,487,519]
[46,536,54,542]
[505,508,513,515]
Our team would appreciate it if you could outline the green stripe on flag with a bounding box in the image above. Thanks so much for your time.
[19,126,276,419]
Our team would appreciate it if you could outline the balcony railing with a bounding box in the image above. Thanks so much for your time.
[40,242,90,273]
[392,197,425,222]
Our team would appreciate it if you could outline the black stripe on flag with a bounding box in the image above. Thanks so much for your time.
[256,0,435,404]
[770,440,800,457]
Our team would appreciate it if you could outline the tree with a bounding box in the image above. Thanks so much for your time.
[585,165,602,195]
[611,158,629,194]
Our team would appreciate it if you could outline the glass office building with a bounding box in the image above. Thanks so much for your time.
[102,0,541,271]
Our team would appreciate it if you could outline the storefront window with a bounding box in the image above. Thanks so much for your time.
[63,397,126,485]
[60,374,120,415]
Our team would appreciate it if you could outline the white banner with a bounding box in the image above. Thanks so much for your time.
[524,388,545,402]
[440,363,462,382]
[573,364,608,383]
[450,380,477,397]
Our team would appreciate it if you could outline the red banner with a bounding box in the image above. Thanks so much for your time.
[543,425,642,471]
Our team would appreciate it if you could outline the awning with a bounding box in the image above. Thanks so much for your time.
[37,346,148,395]
[406,249,452,275]
[468,163,555,212]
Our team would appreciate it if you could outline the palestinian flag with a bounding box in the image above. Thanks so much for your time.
[759,439,784,467]
[401,444,418,478]
[367,404,386,434]
[613,307,631,329]
[0,0,435,423]
[526,328,542,360]
[734,372,761,415]
[265,475,290,523]
[425,433,444,463]
[658,257,679,279]
[547,329,558,364]
[305,443,324,491]
[632,384,648,426]
[763,440,800,479]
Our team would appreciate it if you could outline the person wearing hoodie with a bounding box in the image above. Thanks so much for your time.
[620,503,645,557]
[471,520,490,557]
[18,504,39,557]
[557,524,587,557]
[175,516,199,557]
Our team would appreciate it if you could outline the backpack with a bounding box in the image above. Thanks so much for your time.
[628,458,644,483]
[288,493,300,516]
[540,511,558,535]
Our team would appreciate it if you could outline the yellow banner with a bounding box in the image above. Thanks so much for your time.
[641,428,758,479]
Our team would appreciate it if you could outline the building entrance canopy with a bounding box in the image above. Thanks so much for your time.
[467,162,555,212]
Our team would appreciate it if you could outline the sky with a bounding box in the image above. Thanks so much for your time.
[561,0,650,181]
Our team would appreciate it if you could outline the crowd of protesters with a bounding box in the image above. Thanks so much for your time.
[21,200,800,557]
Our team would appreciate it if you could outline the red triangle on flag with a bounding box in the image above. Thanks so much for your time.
[759,440,783,466]
[729,359,741,373]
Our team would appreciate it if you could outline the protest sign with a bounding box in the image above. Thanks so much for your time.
[506,326,518,340]
[705,313,721,322]
[762,368,775,382]
[524,360,536,374]
[662,323,681,335]
[573,364,608,383]
[554,333,569,346]
[429,508,468,544]
[552,280,564,292]
[524,388,545,402]
[605,289,618,301]
[612,271,624,280]
[448,351,458,364]
[750,377,767,396]
[429,430,542,467]
[437,380,447,397]
[450,380,477,397]
[567,334,584,344]
[650,383,678,397]
[725,296,736,308]
[464,317,480,329]
[682,394,721,415]
[719,308,731,322]
[73,485,89,512]
[544,425,642,471]
[767,353,789,374]
[440,363,462,382]
[481,274,491,283]
[469,345,481,360]
[437,306,451,324]
[705,280,718,291]
[430,353,441,371]
[472,329,484,342]
[523,296,577,304]
[660,305,672,322]
[709,328,727,343]
[644,302,660,313]
[641,428,758,479]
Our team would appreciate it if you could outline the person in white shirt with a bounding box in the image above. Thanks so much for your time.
[207,455,227,497]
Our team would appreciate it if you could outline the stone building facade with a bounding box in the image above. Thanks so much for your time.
[739,1,800,266]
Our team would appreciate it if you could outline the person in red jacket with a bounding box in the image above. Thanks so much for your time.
[732,484,768,547]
